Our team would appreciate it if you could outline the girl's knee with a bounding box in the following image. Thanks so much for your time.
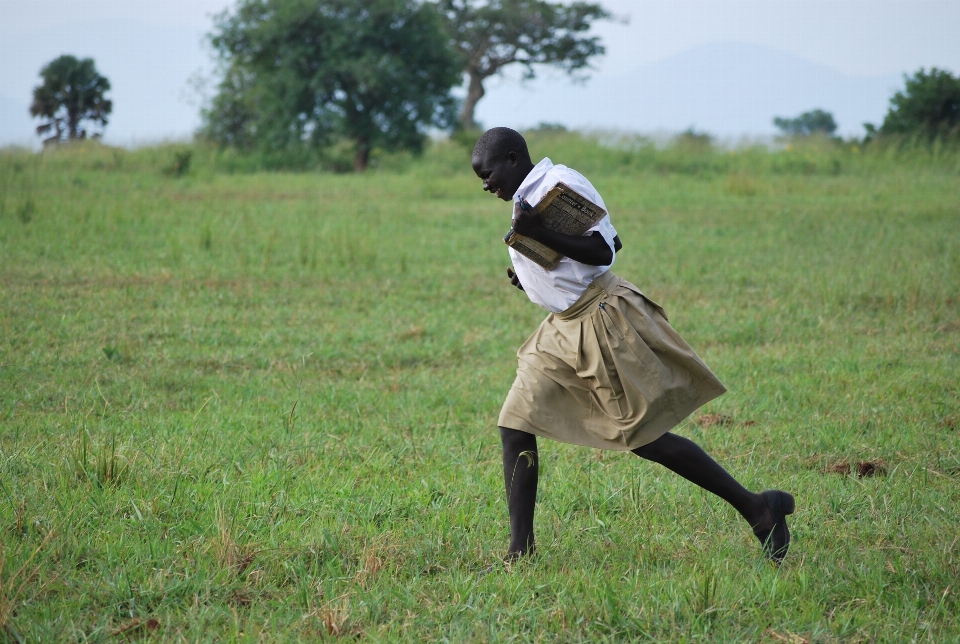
[500,426,537,452]
[633,432,684,461]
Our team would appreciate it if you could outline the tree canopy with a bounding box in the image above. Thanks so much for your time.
[874,68,960,140]
[202,0,461,170]
[436,0,611,130]
[30,55,112,145]
[773,109,837,137]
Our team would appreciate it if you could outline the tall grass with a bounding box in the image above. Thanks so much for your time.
[4,128,958,181]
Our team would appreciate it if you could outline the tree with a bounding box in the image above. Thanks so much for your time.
[199,64,260,151]
[773,109,837,137]
[202,0,460,171]
[436,0,611,130]
[30,55,112,145]
[873,68,960,140]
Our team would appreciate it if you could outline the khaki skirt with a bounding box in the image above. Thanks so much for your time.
[498,271,726,451]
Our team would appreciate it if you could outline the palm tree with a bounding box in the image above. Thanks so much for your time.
[30,55,112,145]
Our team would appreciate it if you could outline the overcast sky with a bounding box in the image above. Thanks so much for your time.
[1,0,958,145]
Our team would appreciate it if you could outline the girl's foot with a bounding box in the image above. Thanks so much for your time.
[751,490,795,565]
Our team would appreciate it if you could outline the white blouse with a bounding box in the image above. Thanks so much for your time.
[508,158,618,313]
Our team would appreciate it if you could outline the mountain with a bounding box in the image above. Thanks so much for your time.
[474,41,903,138]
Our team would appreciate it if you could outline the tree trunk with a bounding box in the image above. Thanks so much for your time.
[459,72,486,131]
[68,112,80,141]
[354,138,370,172]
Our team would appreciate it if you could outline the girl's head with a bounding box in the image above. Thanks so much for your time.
[471,127,534,201]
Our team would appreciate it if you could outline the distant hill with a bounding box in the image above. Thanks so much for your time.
[474,41,903,138]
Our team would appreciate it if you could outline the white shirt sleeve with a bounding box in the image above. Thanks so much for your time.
[587,215,617,267]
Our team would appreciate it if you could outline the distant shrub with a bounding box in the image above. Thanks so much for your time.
[867,68,960,143]
[164,149,192,177]
[774,109,838,137]
[674,127,714,150]
[530,122,568,133]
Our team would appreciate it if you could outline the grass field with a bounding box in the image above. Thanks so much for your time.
[1,134,959,642]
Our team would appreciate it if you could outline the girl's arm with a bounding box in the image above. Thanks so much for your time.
[512,200,619,266]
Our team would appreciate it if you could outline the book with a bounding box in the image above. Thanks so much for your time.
[503,182,607,270]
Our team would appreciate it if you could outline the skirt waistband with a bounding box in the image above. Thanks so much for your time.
[557,271,620,320]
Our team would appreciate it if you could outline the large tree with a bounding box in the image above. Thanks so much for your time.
[30,55,112,144]
[874,68,960,140]
[436,0,611,130]
[203,0,460,170]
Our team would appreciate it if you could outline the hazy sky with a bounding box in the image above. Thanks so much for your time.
[1,0,958,145]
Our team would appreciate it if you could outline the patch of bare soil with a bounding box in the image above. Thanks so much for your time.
[824,458,887,478]
[694,414,756,428]
[111,618,160,638]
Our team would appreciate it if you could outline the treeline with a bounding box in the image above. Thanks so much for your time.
[23,1,960,170]
[198,0,610,170]
[196,0,960,171]
[775,69,960,146]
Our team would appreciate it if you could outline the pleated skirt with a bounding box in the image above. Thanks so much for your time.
[498,271,727,450]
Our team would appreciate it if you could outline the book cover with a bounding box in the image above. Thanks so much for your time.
[504,182,607,270]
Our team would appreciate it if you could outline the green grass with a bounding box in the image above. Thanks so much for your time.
[1,135,959,642]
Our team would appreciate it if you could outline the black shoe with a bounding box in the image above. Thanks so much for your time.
[753,490,795,565]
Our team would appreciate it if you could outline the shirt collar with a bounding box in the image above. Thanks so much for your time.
[514,157,553,199]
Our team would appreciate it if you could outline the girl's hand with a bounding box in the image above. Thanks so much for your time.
[512,198,541,237]
[511,195,616,266]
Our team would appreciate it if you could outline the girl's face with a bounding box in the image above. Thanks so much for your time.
[472,150,524,202]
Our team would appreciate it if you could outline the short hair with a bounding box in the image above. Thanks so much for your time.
[473,127,531,163]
